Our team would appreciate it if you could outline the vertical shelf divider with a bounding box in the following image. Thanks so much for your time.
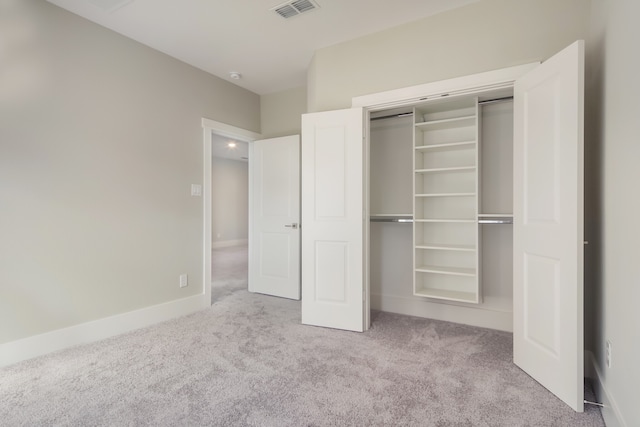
[412,97,480,304]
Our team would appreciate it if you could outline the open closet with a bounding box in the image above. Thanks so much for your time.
[369,92,515,331]
[301,41,584,411]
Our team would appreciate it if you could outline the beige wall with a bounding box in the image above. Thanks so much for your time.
[587,0,640,425]
[306,56,318,117]
[260,87,307,138]
[211,158,248,246]
[0,0,260,343]
[308,0,590,112]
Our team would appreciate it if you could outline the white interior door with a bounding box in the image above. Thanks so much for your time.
[301,108,368,332]
[249,135,300,300]
[513,40,584,411]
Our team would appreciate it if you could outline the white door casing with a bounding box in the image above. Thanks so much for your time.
[249,136,301,300]
[203,118,262,306]
[301,108,368,332]
[302,64,538,335]
[513,40,584,411]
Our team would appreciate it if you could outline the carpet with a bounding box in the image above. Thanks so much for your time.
[1,245,604,425]
[0,285,604,426]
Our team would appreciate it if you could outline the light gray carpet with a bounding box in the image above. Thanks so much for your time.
[211,244,248,304]
[0,246,604,426]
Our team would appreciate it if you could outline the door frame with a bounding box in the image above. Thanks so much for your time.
[350,62,539,324]
[201,118,262,304]
[352,63,539,110]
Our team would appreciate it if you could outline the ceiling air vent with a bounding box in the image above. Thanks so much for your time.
[271,0,319,19]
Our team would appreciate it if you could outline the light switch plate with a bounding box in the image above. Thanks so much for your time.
[191,184,202,196]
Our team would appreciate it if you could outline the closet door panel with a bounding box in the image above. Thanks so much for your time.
[249,136,300,300]
[301,108,367,332]
[513,40,584,412]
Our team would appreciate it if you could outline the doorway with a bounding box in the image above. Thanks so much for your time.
[201,118,261,306]
[211,132,250,303]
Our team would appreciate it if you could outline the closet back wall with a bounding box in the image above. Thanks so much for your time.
[369,115,413,307]
[307,0,590,112]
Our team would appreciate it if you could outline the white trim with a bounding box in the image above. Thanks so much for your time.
[0,294,206,367]
[203,125,213,305]
[201,118,262,141]
[352,63,539,110]
[585,350,627,427]
[202,118,262,306]
[212,239,248,249]
[353,64,539,336]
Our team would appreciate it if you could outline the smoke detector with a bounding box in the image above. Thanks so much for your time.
[271,0,319,19]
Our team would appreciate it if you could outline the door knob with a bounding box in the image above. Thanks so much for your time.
[285,223,299,229]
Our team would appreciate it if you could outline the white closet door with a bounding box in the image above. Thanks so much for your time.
[301,108,367,332]
[249,135,300,300]
[513,40,584,411]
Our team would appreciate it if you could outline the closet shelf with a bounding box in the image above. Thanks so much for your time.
[414,219,476,223]
[415,192,475,198]
[411,99,481,304]
[414,115,476,131]
[415,265,476,277]
[415,141,476,152]
[415,166,476,174]
[415,244,476,252]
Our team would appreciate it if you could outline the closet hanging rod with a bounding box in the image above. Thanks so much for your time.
[478,96,514,105]
[478,218,513,224]
[370,217,414,223]
[370,112,413,121]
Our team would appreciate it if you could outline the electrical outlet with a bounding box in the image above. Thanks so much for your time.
[179,274,188,288]
[606,340,612,368]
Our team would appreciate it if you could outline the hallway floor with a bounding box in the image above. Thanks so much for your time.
[211,244,248,304]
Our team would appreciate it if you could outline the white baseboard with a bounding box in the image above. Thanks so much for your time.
[212,239,248,249]
[371,293,513,332]
[0,293,208,367]
[585,350,627,427]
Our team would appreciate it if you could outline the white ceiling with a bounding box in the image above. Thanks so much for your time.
[46,0,479,95]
